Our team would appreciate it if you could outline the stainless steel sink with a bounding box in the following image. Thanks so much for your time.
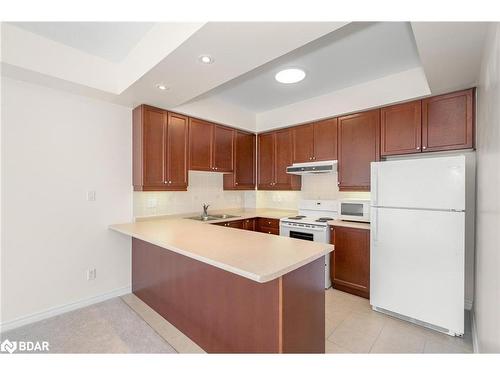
[186,214,240,221]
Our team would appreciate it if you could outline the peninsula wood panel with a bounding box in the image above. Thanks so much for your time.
[381,100,422,156]
[132,238,325,353]
[422,88,474,152]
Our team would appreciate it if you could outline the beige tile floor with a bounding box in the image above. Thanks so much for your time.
[124,288,473,354]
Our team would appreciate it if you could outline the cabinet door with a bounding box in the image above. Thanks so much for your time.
[243,218,256,231]
[189,118,213,171]
[257,132,275,189]
[292,124,314,163]
[313,118,338,161]
[331,226,370,298]
[275,129,301,190]
[213,125,234,172]
[338,109,380,191]
[422,88,474,152]
[143,107,167,187]
[166,112,189,190]
[224,131,255,190]
[380,101,422,156]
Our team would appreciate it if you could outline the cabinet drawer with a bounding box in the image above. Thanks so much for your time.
[258,226,279,235]
[256,217,280,229]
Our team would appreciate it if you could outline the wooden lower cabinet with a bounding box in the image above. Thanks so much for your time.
[213,217,280,235]
[330,226,370,299]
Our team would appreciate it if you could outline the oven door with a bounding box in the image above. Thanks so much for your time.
[279,222,328,243]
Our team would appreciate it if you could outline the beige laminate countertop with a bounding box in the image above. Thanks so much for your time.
[110,208,333,283]
[327,219,371,230]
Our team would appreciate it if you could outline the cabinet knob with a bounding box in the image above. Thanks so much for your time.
[313,156,316,160]
[164,181,168,184]
[268,231,271,234]
[235,182,238,185]
[215,167,218,170]
[416,146,421,150]
[422,146,427,150]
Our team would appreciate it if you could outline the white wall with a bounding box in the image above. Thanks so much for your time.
[474,23,500,353]
[1,78,133,328]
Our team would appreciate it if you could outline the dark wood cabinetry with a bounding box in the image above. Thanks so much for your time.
[422,88,474,152]
[133,105,188,191]
[330,226,370,299]
[213,217,279,235]
[223,131,256,190]
[257,129,301,191]
[381,100,422,156]
[292,118,338,163]
[189,119,234,172]
[337,109,380,191]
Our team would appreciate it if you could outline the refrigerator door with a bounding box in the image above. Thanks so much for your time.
[370,207,465,335]
[371,155,466,210]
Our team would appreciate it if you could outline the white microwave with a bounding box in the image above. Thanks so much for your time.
[339,199,371,222]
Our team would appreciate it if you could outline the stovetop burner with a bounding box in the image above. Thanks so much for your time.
[315,217,334,223]
[287,215,306,220]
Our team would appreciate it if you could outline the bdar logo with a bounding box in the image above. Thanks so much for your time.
[1,339,17,354]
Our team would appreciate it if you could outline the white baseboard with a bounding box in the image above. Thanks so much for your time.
[471,309,480,353]
[464,299,473,310]
[0,285,131,333]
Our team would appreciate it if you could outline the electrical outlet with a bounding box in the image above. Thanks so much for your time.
[86,191,96,201]
[86,268,97,281]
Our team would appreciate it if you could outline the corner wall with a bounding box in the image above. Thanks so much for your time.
[1,78,133,328]
[474,22,500,353]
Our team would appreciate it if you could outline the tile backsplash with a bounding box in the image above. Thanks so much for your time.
[134,171,370,217]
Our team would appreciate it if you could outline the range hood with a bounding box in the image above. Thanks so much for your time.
[286,160,337,175]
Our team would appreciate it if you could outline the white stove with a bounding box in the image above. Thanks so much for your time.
[280,200,338,289]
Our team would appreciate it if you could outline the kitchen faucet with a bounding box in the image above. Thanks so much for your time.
[202,203,210,218]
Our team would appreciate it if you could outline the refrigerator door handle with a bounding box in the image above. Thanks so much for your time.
[371,164,378,206]
[372,208,378,244]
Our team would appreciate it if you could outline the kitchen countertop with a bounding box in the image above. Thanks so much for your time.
[327,219,371,230]
[110,208,332,283]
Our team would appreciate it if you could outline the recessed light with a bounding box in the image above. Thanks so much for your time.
[275,68,306,84]
[199,55,214,64]
[156,83,169,91]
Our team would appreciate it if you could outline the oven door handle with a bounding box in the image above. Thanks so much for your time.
[280,223,327,232]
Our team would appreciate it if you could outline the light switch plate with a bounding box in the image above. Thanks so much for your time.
[87,191,96,201]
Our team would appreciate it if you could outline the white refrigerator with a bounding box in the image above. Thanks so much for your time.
[370,154,473,336]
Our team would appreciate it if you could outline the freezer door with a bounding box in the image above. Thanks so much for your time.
[370,207,465,334]
[371,155,465,210]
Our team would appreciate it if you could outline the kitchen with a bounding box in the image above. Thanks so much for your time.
[1,12,499,370]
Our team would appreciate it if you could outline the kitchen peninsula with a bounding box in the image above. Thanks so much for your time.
[110,211,332,353]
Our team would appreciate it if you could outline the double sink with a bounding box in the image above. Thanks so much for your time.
[186,214,240,222]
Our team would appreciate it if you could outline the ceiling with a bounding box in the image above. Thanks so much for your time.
[205,22,422,112]
[10,22,155,63]
[1,21,490,131]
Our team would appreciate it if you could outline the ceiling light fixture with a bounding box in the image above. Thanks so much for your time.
[199,55,214,64]
[275,68,306,84]
[156,83,169,91]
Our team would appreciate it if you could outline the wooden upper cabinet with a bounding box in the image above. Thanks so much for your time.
[330,226,370,299]
[292,124,314,163]
[189,118,213,171]
[189,119,234,172]
[212,125,234,172]
[133,105,188,191]
[257,132,275,188]
[422,88,474,152]
[313,118,338,161]
[166,112,189,189]
[257,130,301,190]
[381,100,422,156]
[338,109,380,191]
[224,131,256,190]
[292,118,338,163]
